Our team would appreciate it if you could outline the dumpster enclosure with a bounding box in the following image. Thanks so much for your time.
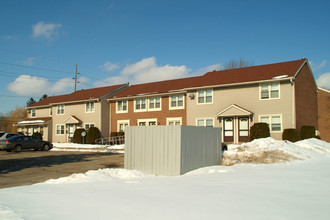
[125,126,222,176]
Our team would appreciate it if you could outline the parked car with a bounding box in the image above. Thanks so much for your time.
[0,132,21,140]
[0,132,5,138]
[0,135,53,152]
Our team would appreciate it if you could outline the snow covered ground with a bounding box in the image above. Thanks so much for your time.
[1,138,330,220]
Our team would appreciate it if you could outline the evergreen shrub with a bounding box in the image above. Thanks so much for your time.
[72,128,86,144]
[282,128,300,142]
[32,132,43,140]
[300,125,316,140]
[249,123,270,141]
[86,127,101,144]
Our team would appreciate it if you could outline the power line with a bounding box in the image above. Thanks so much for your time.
[0,61,73,74]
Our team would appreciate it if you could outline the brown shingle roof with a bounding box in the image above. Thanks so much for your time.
[112,59,306,98]
[28,84,126,107]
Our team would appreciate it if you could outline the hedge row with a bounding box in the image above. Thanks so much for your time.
[72,127,101,144]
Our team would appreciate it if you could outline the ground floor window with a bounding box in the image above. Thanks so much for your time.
[166,117,182,126]
[117,120,130,132]
[137,118,157,126]
[259,115,282,132]
[196,118,214,127]
[56,125,65,135]
[85,123,95,131]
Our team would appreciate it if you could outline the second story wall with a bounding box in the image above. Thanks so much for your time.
[110,95,187,133]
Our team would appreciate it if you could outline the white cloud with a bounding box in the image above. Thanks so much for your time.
[8,75,75,96]
[22,57,37,66]
[316,72,330,90]
[310,60,327,72]
[100,61,119,72]
[94,57,223,86]
[32,22,62,40]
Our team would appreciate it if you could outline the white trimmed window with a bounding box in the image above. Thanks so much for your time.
[56,125,65,135]
[117,100,128,113]
[138,118,157,126]
[85,123,95,131]
[57,105,65,115]
[117,120,130,132]
[135,99,147,112]
[166,117,182,126]
[31,109,36,117]
[197,89,213,104]
[49,107,52,116]
[86,102,95,113]
[170,94,184,109]
[260,82,280,100]
[260,115,282,132]
[196,118,214,127]
[149,97,161,111]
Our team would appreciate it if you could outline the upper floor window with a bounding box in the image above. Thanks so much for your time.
[117,100,128,113]
[198,89,213,104]
[49,107,52,116]
[170,95,184,109]
[260,115,282,132]
[57,105,65,115]
[260,82,279,100]
[135,98,146,111]
[149,97,161,110]
[86,102,95,113]
[31,109,36,117]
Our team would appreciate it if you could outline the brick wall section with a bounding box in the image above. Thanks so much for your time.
[318,89,330,142]
[294,63,318,133]
[110,95,186,133]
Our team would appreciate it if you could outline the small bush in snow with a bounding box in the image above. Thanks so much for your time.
[72,128,86,144]
[300,125,316,140]
[282,128,300,142]
[249,123,270,141]
[86,127,101,144]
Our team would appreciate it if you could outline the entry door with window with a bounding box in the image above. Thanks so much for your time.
[67,124,75,142]
[224,117,234,142]
[238,117,249,142]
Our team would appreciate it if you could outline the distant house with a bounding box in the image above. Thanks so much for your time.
[318,88,330,142]
[15,84,128,142]
[109,58,318,143]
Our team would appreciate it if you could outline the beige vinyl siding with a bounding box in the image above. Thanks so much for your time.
[31,107,50,118]
[52,102,102,142]
[186,81,294,141]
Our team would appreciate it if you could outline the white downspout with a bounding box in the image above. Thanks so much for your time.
[291,78,296,129]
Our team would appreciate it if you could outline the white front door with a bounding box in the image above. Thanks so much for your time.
[67,124,75,142]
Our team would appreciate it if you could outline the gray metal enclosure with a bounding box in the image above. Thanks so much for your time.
[125,126,222,176]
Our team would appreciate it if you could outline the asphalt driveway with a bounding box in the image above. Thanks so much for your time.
[0,150,124,189]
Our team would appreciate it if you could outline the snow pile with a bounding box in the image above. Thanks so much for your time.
[44,168,147,184]
[51,142,124,153]
[222,137,330,166]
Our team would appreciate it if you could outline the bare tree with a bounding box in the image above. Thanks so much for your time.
[0,107,27,132]
[223,57,253,70]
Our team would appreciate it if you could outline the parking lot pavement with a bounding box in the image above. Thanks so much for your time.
[0,150,124,189]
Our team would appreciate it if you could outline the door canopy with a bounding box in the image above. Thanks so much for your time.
[63,115,82,124]
[217,104,253,120]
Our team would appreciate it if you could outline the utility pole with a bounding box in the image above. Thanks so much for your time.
[74,64,80,92]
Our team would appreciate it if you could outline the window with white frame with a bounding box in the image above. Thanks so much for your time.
[260,115,282,132]
[57,105,65,115]
[85,123,95,131]
[117,120,129,132]
[196,118,214,127]
[260,82,279,100]
[56,125,65,135]
[149,97,161,110]
[166,117,182,126]
[138,118,157,126]
[31,109,36,117]
[135,98,146,111]
[86,102,95,112]
[49,107,52,116]
[197,89,213,104]
[117,100,128,113]
[170,94,184,109]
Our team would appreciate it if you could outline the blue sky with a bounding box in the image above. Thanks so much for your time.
[1,0,330,114]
